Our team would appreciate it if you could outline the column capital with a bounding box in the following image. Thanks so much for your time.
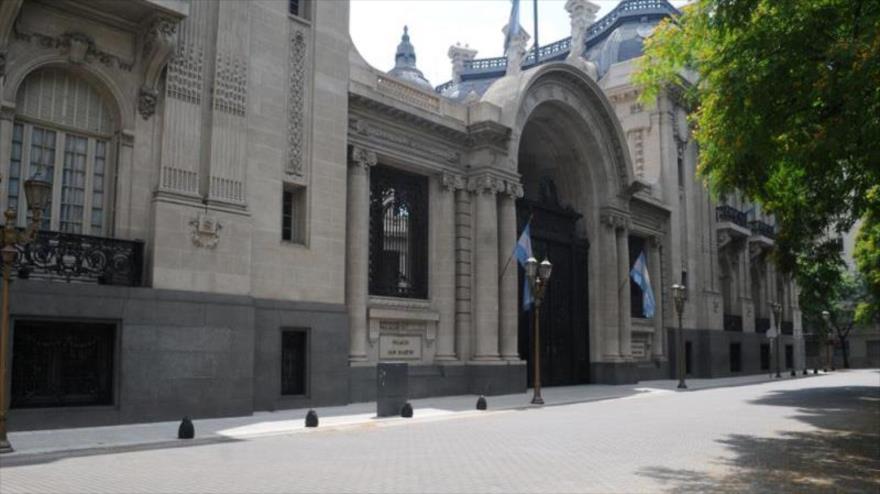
[500,180,524,199]
[439,171,466,192]
[467,173,504,195]
[648,234,663,248]
[349,145,378,171]
[600,208,630,230]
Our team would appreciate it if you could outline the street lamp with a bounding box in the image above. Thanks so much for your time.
[525,256,552,405]
[0,171,51,454]
[821,310,834,371]
[771,302,782,378]
[671,284,687,389]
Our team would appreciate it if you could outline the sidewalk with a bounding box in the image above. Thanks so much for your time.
[0,371,819,461]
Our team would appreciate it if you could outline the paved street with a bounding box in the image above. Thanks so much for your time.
[1,370,878,494]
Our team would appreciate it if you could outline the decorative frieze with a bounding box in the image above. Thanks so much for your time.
[212,53,248,116]
[13,30,134,71]
[467,174,504,195]
[440,172,465,192]
[349,118,461,165]
[600,208,630,230]
[286,29,307,176]
[376,75,440,113]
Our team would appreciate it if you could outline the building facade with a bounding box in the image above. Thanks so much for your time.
[0,0,804,431]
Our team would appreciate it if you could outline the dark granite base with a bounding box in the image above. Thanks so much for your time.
[590,362,639,384]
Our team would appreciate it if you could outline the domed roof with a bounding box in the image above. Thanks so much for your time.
[584,17,659,78]
[388,26,432,89]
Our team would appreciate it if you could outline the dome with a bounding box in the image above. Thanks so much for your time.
[387,26,432,89]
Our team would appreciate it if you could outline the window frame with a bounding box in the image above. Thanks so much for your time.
[281,183,307,245]
[10,116,114,236]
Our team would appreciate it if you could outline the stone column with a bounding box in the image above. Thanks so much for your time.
[649,236,665,358]
[435,173,461,361]
[0,105,14,213]
[346,146,376,362]
[470,174,501,360]
[498,181,523,360]
[616,222,632,359]
[600,212,621,360]
[455,187,473,361]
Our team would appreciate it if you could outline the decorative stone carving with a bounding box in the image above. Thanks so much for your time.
[137,89,158,119]
[13,30,134,71]
[287,30,307,176]
[467,174,502,195]
[189,213,222,249]
[502,23,530,76]
[212,53,248,116]
[674,107,690,143]
[600,209,630,230]
[349,145,377,171]
[448,43,478,84]
[502,180,524,198]
[440,172,465,192]
[67,33,91,63]
[565,0,600,79]
[166,44,204,104]
[350,119,462,165]
[139,15,179,119]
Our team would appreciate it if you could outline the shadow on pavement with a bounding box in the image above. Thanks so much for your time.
[639,384,880,493]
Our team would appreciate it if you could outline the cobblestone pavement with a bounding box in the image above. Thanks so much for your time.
[1,370,878,494]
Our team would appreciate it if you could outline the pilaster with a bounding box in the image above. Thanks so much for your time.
[435,172,464,361]
[469,173,503,361]
[346,145,377,362]
[498,179,523,361]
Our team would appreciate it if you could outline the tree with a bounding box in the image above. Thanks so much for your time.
[635,0,880,312]
[853,185,880,325]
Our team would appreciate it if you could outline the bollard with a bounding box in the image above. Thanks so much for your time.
[178,416,195,439]
[305,409,319,428]
[814,368,818,374]
[476,396,487,410]
[400,402,413,418]
[790,368,796,377]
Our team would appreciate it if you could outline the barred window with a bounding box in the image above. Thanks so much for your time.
[369,165,428,299]
[288,0,308,19]
[281,329,307,396]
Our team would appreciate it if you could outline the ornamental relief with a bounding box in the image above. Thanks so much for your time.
[166,43,204,104]
[212,52,247,117]
[286,28,307,176]
[13,30,134,71]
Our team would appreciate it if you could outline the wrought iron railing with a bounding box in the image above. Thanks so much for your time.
[724,314,743,332]
[716,205,748,227]
[13,230,145,286]
[781,321,794,335]
[748,220,775,239]
[755,317,770,334]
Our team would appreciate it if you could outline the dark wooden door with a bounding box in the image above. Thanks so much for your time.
[517,198,590,387]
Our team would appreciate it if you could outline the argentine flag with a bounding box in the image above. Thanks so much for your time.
[515,224,534,311]
[629,251,656,318]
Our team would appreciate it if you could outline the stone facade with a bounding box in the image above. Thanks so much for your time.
[0,0,805,431]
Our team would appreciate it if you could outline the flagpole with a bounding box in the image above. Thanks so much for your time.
[533,0,539,62]
[499,213,534,281]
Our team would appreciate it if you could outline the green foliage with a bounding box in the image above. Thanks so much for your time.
[854,186,880,324]
[636,0,880,291]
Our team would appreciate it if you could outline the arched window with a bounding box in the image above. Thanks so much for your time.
[10,68,115,235]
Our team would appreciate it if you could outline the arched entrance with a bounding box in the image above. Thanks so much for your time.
[483,62,637,386]
[516,103,593,386]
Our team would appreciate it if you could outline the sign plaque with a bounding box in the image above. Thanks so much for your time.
[379,335,422,360]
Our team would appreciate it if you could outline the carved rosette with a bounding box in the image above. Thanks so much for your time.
[349,145,377,172]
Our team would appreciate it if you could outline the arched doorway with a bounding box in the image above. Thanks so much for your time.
[515,102,593,386]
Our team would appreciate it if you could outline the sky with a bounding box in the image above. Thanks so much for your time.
[350,0,689,87]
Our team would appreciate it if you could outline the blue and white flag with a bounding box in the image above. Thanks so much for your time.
[503,0,521,53]
[629,251,656,318]
[515,224,534,311]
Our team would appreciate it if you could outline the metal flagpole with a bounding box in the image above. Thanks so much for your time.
[533,0,539,61]
[499,213,533,281]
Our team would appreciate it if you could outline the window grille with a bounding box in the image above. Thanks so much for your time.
[288,0,301,17]
[369,165,428,299]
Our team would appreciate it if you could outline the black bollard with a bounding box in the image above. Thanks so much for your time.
[178,416,195,439]
[476,395,487,411]
[400,402,413,418]
[790,368,796,377]
[814,368,818,374]
[305,409,319,428]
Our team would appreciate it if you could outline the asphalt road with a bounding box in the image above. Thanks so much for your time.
[1,370,878,493]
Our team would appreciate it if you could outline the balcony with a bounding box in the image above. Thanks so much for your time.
[724,314,743,332]
[716,206,751,250]
[748,220,776,239]
[13,231,145,287]
[755,317,771,334]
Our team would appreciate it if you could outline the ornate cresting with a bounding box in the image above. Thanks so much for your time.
[139,14,181,119]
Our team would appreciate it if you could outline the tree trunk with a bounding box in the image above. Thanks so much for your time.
[841,337,850,368]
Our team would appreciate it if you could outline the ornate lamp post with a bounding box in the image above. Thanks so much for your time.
[671,284,687,389]
[821,310,834,371]
[0,171,51,454]
[525,256,552,405]
[771,302,782,378]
